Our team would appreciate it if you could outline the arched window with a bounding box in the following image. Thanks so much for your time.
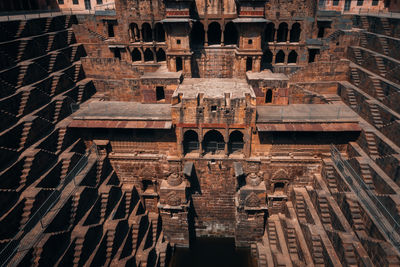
[156,48,166,62]
[183,130,199,153]
[273,182,285,193]
[229,131,244,153]
[265,89,273,103]
[288,50,298,64]
[154,23,165,42]
[190,21,205,48]
[144,48,154,62]
[275,50,285,63]
[203,130,224,153]
[246,57,253,71]
[224,22,238,45]
[176,57,183,71]
[264,23,275,43]
[129,23,140,42]
[208,22,221,45]
[290,22,301,43]
[261,50,273,71]
[290,23,301,42]
[131,48,141,62]
[141,23,152,42]
[277,23,288,42]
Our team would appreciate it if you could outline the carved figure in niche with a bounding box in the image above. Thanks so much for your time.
[166,191,181,206]
[245,192,260,207]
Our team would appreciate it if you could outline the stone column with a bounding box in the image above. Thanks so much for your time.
[205,30,208,46]
[224,129,229,157]
[152,48,156,63]
[140,48,144,63]
[199,127,204,156]
[221,26,225,46]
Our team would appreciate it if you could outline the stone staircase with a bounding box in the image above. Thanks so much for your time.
[371,77,385,101]
[364,131,379,158]
[18,91,30,116]
[318,196,331,227]
[295,194,307,224]
[19,120,33,149]
[359,163,375,190]
[378,36,389,56]
[267,221,278,251]
[347,199,366,232]
[350,67,361,86]
[324,164,338,193]
[286,228,298,257]
[360,17,369,30]
[374,55,387,77]
[346,88,357,109]
[16,40,28,61]
[311,235,325,266]
[352,47,363,65]
[381,18,391,36]
[359,32,367,48]
[368,102,383,128]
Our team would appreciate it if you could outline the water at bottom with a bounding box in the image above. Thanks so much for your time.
[168,237,257,267]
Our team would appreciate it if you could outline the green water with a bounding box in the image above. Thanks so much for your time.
[168,237,256,267]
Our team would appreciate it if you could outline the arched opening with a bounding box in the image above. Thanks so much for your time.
[144,48,154,62]
[265,89,273,103]
[141,23,152,42]
[183,130,199,154]
[289,23,301,42]
[190,21,205,48]
[208,22,221,45]
[261,50,273,70]
[224,22,238,45]
[203,130,224,153]
[246,57,253,72]
[154,23,165,42]
[275,50,285,64]
[129,23,140,42]
[176,57,183,71]
[131,48,141,62]
[277,23,288,42]
[264,23,275,43]
[156,86,165,101]
[273,182,285,194]
[288,50,298,64]
[156,49,166,62]
[229,131,244,153]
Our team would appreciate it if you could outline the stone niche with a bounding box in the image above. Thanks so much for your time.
[235,172,267,247]
[158,173,190,247]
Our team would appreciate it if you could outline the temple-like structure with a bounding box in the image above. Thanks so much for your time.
[1,0,400,266]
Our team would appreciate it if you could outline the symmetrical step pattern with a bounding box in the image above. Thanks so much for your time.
[368,102,383,128]
[374,55,387,77]
[364,131,379,158]
[360,163,376,190]
[371,77,385,101]
[350,67,361,86]
[346,88,357,109]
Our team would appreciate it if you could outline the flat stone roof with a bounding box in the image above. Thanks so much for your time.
[173,78,255,99]
[256,104,359,123]
[246,70,289,81]
[73,101,171,121]
[140,65,182,80]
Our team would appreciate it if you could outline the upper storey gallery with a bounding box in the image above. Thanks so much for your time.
[101,0,318,77]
